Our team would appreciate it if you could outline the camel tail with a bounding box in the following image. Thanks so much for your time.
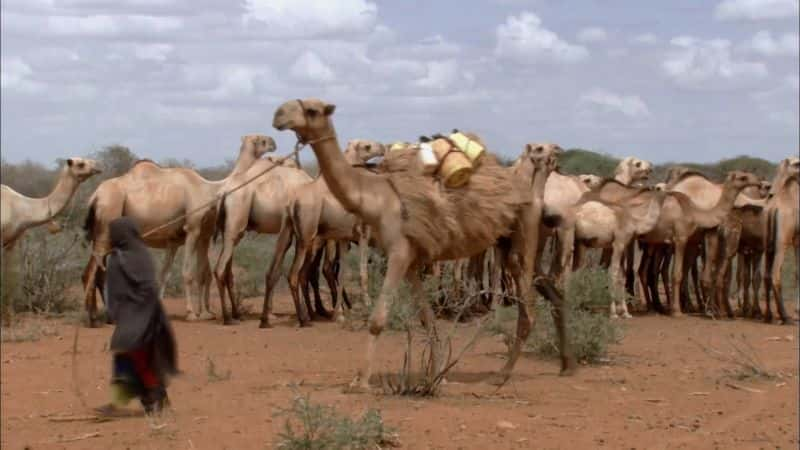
[83,198,97,242]
[213,198,227,243]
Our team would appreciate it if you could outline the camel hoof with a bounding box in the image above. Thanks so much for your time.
[222,318,239,326]
[315,309,333,320]
[86,318,102,329]
[199,311,216,321]
[299,321,313,328]
[670,310,683,318]
[621,313,633,319]
[258,320,273,329]
[559,365,578,377]
[344,375,371,394]
[333,313,346,324]
[185,313,199,322]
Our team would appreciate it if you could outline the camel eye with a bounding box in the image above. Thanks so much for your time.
[77,162,85,169]
[635,162,641,168]
[364,144,371,151]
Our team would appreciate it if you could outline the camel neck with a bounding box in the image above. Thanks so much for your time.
[694,181,740,229]
[32,168,79,224]
[614,173,632,186]
[307,129,365,216]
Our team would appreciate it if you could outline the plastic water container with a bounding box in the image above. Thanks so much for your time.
[449,132,484,162]
[431,139,473,188]
[418,143,439,174]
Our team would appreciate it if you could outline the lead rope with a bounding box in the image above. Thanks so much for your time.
[72,136,331,414]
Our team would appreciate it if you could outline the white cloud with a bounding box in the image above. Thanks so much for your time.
[243,0,378,38]
[289,51,336,83]
[633,33,659,45]
[580,88,650,118]
[413,60,462,90]
[46,14,182,37]
[663,36,768,88]
[751,74,800,125]
[133,43,173,61]
[742,30,799,56]
[1,58,43,93]
[377,34,462,60]
[714,0,799,21]
[495,12,588,64]
[577,27,608,43]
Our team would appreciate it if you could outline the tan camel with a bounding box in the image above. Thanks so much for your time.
[665,170,766,313]
[259,139,385,327]
[638,171,760,315]
[763,157,800,324]
[2,158,102,249]
[614,156,653,186]
[712,179,772,318]
[212,149,316,324]
[272,98,572,390]
[559,181,666,318]
[82,135,274,326]
[578,174,603,189]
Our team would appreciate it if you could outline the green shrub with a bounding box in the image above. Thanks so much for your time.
[275,391,397,450]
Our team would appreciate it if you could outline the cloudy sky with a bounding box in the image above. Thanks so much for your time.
[1,0,798,167]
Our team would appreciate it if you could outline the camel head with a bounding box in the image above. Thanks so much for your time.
[758,180,772,198]
[780,156,800,179]
[615,156,653,184]
[272,98,336,142]
[241,134,276,159]
[345,139,386,163]
[65,157,102,181]
[724,170,760,191]
[578,174,603,189]
[523,142,562,171]
[665,166,691,185]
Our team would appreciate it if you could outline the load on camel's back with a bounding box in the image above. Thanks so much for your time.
[380,130,487,188]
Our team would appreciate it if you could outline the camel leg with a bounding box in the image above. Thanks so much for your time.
[742,254,754,317]
[350,240,414,391]
[750,252,764,319]
[287,235,312,327]
[332,241,349,323]
[82,254,102,328]
[701,232,720,316]
[637,243,653,311]
[159,246,177,302]
[406,266,443,377]
[304,239,329,319]
[359,225,371,306]
[770,244,789,324]
[716,251,735,319]
[610,241,632,319]
[557,226,575,284]
[670,241,686,317]
[260,225,293,328]
[212,236,236,325]
[736,252,746,311]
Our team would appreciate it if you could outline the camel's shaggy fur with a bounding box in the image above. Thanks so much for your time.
[385,146,529,262]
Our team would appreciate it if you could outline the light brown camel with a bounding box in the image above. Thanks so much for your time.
[638,171,760,315]
[212,149,316,324]
[259,139,385,327]
[665,170,766,313]
[763,157,800,324]
[559,181,666,318]
[2,158,102,249]
[272,98,572,390]
[82,135,274,326]
[712,179,772,318]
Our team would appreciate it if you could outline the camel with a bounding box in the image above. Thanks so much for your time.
[259,139,385,327]
[212,148,317,324]
[637,171,760,315]
[664,170,766,313]
[763,157,800,324]
[712,179,773,318]
[272,98,572,390]
[82,135,274,326]
[578,174,603,189]
[2,158,102,249]
[558,181,666,318]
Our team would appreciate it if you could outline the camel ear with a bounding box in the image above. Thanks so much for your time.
[67,158,74,167]
[324,103,336,116]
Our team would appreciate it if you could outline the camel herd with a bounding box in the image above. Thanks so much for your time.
[1,97,799,388]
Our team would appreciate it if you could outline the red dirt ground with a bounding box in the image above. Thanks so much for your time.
[2,290,798,450]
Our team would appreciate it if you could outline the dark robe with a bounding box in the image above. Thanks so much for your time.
[105,217,178,386]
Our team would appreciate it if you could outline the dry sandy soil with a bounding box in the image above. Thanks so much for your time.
[2,289,798,450]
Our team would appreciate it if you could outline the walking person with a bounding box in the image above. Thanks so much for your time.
[94,217,178,418]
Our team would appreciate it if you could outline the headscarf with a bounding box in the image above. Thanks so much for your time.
[105,217,178,379]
